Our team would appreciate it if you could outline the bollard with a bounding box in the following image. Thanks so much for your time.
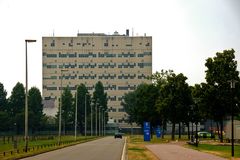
[3,152,5,156]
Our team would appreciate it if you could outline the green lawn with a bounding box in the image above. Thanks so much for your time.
[0,135,98,160]
[188,143,240,158]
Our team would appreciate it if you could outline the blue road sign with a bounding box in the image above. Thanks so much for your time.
[143,122,151,141]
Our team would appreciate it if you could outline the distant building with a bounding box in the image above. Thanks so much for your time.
[225,120,240,140]
[42,30,152,127]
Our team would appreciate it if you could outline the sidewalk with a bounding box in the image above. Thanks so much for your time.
[146,144,227,160]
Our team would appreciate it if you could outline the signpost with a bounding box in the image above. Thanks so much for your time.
[143,122,151,141]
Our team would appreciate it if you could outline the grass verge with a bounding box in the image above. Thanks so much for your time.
[186,143,240,159]
[0,136,99,160]
[127,135,160,160]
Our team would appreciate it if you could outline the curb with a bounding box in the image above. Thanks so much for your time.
[121,137,127,160]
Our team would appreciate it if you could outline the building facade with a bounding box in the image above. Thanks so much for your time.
[42,31,152,127]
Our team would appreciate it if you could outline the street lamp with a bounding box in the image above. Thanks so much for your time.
[75,88,78,141]
[58,69,68,145]
[103,110,106,136]
[95,99,99,136]
[99,106,101,136]
[101,109,105,136]
[229,80,237,157]
[25,39,36,152]
[96,102,98,136]
[85,93,90,136]
[91,101,94,136]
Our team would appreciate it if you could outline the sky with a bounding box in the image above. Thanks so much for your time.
[0,0,240,96]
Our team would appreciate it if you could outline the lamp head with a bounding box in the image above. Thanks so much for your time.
[25,39,37,43]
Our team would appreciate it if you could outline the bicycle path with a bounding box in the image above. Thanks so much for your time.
[146,144,227,160]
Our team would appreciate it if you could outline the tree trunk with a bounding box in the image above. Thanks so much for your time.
[63,121,66,135]
[151,126,153,139]
[162,120,166,139]
[220,119,223,143]
[178,123,181,139]
[171,122,175,140]
[161,125,164,139]
[195,122,198,147]
[191,122,194,142]
[216,122,220,140]
[187,123,190,140]
[210,119,213,139]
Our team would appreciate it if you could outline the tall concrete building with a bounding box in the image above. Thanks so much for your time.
[42,30,152,127]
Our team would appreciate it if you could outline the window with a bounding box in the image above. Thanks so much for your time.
[47,65,57,68]
[47,54,57,58]
[118,108,125,112]
[104,43,108,47]
[118,86,128,90]
[47,87,57,90]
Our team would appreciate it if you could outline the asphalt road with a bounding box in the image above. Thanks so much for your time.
[21,137,125,160]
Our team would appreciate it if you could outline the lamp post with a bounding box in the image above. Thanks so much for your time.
[229,80,236,157]
[85,93,89,136]
[58,69,68,145]
[95,100,99,136]
[75,89,78,141]
[99,106,101,136]
[25,39,36,152]
[102,109,105,136]
[103,111,106,136]
[91,102,93,136]
[95,102,98,136]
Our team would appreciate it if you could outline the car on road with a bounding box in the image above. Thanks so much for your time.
[114,132,123,139]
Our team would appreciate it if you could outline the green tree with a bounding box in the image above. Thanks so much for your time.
[205,49,240,142]
[0,82,9,132]
[122,83,159,137]
[0,82,7,111]
[8,82,25,133]
[28,87,44,134]
[76,84,90,134]
[121,91,137,125]
[136,83,159,136]
[151,70,172,138]
[93,81,108,128]
[61,86,74,134]
[157,72,192,140]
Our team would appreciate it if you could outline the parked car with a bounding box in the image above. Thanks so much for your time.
[197,131,213,138]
